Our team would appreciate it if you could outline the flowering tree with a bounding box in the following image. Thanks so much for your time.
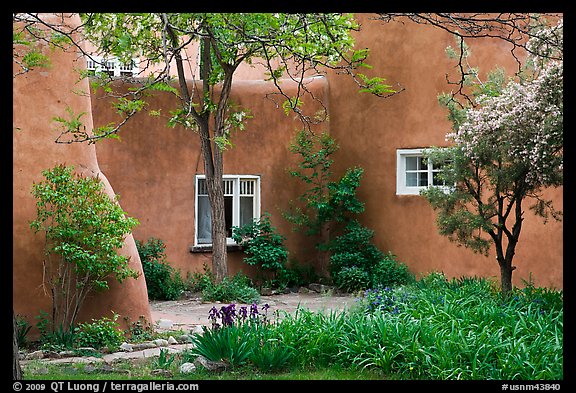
[421,20,563,294]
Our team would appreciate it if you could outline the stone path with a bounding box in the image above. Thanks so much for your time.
[150,290,359,332]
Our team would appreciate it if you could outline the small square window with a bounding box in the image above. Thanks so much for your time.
[396,148,451,195]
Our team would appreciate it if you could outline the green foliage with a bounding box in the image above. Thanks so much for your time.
[30,164,139,331]
[286,130,412,291]
[326,220,414,292]
[190,325,253,368]
[153,348,177,370]
[136,238,185,300]
[74,314,124,350]
[200,273,260,304]
[285,130,364,235]
[332,266,370,293]
[124,315,155,343]
[342,274,563,379]
[35,311,76,351]
[232,213,289,280]
[15,315,32,348]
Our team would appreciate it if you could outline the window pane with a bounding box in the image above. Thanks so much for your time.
[197,195,211,243]
[225,196,233,237]
[406,172,417,187]
[406,156,418,170]
[419,172,428,186]
[432,171,445,186]
[419,157,428,170]
[240,196,254,227]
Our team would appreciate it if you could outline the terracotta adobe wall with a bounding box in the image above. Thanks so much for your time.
[93,77,329,279]
[93,14,562,289]
[326,15,563,288]
[13,14,151,333]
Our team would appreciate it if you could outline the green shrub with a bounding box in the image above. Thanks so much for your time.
[15,315,32,348]
[232,213,289,285]
[136,237,185,300]
[201,272,260,304]
[74,314,124,350]
[30,164,139,332]
[333,265,370,293]
[371,252,415,288]
[327,220,413,292]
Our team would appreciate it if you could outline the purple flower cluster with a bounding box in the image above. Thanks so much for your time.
[208,303,270,329]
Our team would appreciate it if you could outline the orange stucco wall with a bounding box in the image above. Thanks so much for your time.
[94,77,328,279]
[89,14,563,293]
[327,15,563,288]
[13,14,151,334]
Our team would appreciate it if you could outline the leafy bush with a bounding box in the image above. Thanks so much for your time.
[332,265,370,293]
[232,213,289,283]
[30,164,139,332]
[201,272,260,304]
[327,220,413,292]
[74,314,124,350]
[136,237,185,300]
[35,311,76,351]
[371,252,415,288]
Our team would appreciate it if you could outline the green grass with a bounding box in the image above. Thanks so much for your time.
[22,358,389,380]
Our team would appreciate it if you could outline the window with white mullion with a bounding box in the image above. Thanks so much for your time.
[194,175,260,246]
[397,148,451,195]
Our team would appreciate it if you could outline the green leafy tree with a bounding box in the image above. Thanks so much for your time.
[14,13,396,283]
[420,21,563,294]
[286,130,413,291]
[30,164,139,333]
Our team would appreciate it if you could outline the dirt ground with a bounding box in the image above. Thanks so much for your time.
[149,291,360,331]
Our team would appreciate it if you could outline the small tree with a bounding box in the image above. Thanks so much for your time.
[286,130,413,290]
[421,21,563,294]
[30,164,140,332]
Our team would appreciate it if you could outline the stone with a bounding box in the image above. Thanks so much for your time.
[308,283,332,293]
[178,334,192,343]
[179,362,196,374]
[132,342,157,351]
[152,339,169,347]
[27,350,44,360]
[167,336,178,345]
[151,369,173,378]
[298,286,311,294]
[191,325,204,335]
[260,287,273,296]
[193,355,228,372]
[157,319,174,329]
[119,342,134,352]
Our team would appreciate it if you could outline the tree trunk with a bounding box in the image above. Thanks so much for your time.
[13,312,22,380]
[499,261,514,295]
[207,175,228,283]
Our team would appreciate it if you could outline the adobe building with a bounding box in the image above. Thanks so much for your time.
[13,13,563,332]
[93,14,563,289]
[13,14,151,333]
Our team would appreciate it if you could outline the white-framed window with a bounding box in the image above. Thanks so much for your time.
[396,148,450,195]
[86,56,139,77]
[194,175,261,246]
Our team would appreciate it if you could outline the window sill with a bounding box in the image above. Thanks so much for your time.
[189,244,244,253]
